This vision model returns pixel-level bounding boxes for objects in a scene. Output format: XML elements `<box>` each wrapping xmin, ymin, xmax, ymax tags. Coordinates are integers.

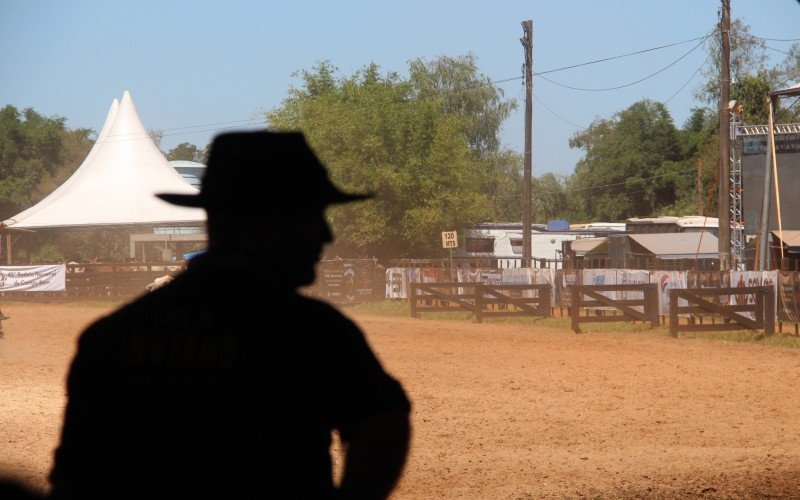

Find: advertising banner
<box><xmin>318</xmin><ymin>260</ymin><xmax>375</xmax><ymax>303</ymax></box>
<box><xmin>386</xmin><ymin>268</ymin><xmax>408</xmax><ymax>299</ymax></box>
<box><xmin>650</xmin><ymin>270</ymin><xmax>687</xmax><ymax>315</ymax></box>
<box><xmin>730</xmin><ymin>271</ymin><xmax>778</xmax><ymax>320</ymax></box>
<box><xmin>0</xmin><ymin>265</ymin><xmax>66</xmax><ymax>292</ymax></box>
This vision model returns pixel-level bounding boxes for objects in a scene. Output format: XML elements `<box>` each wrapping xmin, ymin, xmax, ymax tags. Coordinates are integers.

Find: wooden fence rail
<box><xmin>569</xmin><ymin>284</ymin><xmax>659</xmax><ymax>333</ymax></box>
<box><xmin>669</xmin><ymin>286</ymin><xmax>775</xmax><ymax>338</ymax></box>
<box><xmin>409</xmin><ymin>282</ymin><xmax>551</xmax><ymax>323</ymax></box>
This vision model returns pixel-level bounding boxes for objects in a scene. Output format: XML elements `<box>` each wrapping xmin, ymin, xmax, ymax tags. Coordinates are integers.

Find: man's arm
<box><xmin>337</xmin><ymin>409</ymin><xmax>411</xmax><ymax>500</ymax></box>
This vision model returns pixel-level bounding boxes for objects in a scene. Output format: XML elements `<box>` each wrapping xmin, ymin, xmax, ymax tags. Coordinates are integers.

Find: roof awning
<box><xmin>628</xmin><ymin>233</ymin><xmax>718</xmax><ymax>259</ymax></box>
<box><xmin>771</xmin><ymin>82</ymin><xmax>800</xmax><ymax>98</ymax></box>
<box><xmin>771</xmin><ymin>230</ymin><xmax>800</xmax><ymax>253</ymax></box>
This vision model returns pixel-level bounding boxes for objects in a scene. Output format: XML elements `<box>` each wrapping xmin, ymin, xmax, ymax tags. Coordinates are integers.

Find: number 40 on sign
<box><xmin>441</xmin><ymin>231</ymin><xmax>458</xmax><ymax>249</ymax></box>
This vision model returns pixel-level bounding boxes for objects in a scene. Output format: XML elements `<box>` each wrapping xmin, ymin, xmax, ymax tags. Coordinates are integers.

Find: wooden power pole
<box><xmin>521</xmin><ymin>20</ymin><xmax>533</xmax><ymax>268</ymax></box>
<box><xmin>718</xmin><ymin>0</ymin><xmax>731</xmax><ymax>270</ymax></box>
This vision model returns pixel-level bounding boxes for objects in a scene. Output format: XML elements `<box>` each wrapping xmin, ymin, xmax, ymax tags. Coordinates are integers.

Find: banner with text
<box><xmin>0</xmin><ymin>265</ymin><xmax>66</xmax><ymax>292</ymax></box>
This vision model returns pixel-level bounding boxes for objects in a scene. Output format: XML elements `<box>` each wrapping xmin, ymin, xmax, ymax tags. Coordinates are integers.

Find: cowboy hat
<box><xmin>157</xmin><ymin>131</ymin><xmax>372</xmax><ymax>211</ymax></box>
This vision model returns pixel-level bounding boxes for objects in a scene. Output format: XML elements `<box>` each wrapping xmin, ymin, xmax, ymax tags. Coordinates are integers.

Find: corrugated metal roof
<box><xmin>570</xmin><ymin>237</ymin><xmax>607</xmax><ymax>256</ymax></box>
<box><xmin>628</xmin><ymin>232</ymin><xmax>718</xmax><ymax>258</ymax></box>
<box><xmin>772</xmin><ymin>230</ymin><xmax>800</xmax><ymax>249</ymax></box>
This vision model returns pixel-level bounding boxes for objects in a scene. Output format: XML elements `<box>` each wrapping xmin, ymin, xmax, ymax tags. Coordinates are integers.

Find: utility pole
<box><xmin>718</xmin><ymin>0</ymin><xmax>731</xmax><ymax>270</ymax></box>
<box><xmin>521</xmin><ymin>20</ymin><xmax>533</xmax><ymax>268</ymax></box>
<box><xmin>697</xmin><ymin>158</ymin><xmax>704</xmax><ymax>216</ymax></box>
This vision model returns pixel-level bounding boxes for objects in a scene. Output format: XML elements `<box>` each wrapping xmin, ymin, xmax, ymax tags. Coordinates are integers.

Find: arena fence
<box><xmin>66</xmin><ymin>262</ymin><xmax>185</xmax><ymax>299</ymax></box>
<box><xmin>569</xmin><ymin>284</ymin><xmax>659</xmax><ymax>333</ymax></box>
<box><xmin>669</xmin><ymin>286</ymin><xmax>776</xmax><ymax>338</ymax></box>
<box><xmin>409</xmin><ymin>282</ymin><xmax>551</xmax><ymax>323</ymax></box>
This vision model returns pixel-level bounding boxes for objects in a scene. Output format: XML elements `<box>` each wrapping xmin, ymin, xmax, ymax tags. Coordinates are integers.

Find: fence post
<box><xmin>409</xmin><ymin>283</ymin><xmax>418</xmax><ymax>318</ymax></box>
<box><xmin>474</xmin><ymin>283</ymin><xmax>484</xmax><ymax>323</ymax></box>
<box><xmin>647</xmin><ymin>284</ymin><xmax>659</xmax><ymax>328</ymax></box>
<box><xmin>540</xmin><ymin>285</ymin><xmax>551</xmax><ymax>317</ymax></box>
<box><xmin>764</xmin><ymin>285</ymin><xmax>776</xmax><ymax>335</ymax></box>
<box><xmin>571</xmin><ymin>286</ymin><xmax>581</xmax><ymax>333</ymax></box>
<box><xmin>669</xmin><ymin>291</ymin><xmax>678</xmax><ymax>338</ymax></box>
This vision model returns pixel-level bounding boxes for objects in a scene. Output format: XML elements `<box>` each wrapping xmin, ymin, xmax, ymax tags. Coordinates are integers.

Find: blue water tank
<box><xmin>547</xmin><ymin>219</ymin><xmax>570</xmax><ymax>231</ymax></box>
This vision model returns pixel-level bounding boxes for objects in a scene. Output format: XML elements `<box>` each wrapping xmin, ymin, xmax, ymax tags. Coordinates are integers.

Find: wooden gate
<box><xmin>475</xmin><ymin>284</ymin><xmax>551</xmax><ymax>323</ymax></box>
<box><xmin>409</xmin><ymin>283</ymin><xmax>478</xmax><ymax>317</ymax></box>
<box><xmin>570</xmin><ymin>284</ymin><xmax>659</xmax><ymax>333</ymax></box>
<box><xmin>668</xmin><ymin>286</ymin><xmax>775</xmax><ymax>338</ymax></box>
<box><xmin>409</xmin><ymin>282</ymin><xmax>551</xmax><ymax>323</ymax></box>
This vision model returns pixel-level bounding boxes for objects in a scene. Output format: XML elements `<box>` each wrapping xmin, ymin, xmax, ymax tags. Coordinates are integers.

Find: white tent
<box><xmin>2</xmin><ymin>91</ymin><xmax>206</xmax><ymax>229</ymax></box>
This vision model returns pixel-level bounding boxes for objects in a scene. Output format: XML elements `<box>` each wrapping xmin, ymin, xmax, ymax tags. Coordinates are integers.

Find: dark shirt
<box><xmin>50</xmin><ymin>253</ymin><xmax>410</xmax><ymax>499</ymax></box>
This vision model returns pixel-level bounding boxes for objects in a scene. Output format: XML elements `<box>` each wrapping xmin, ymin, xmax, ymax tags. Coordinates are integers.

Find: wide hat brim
<box><xmin>156</xmin><ymin>190</ymin><xmax>372</xmax><ymax>208</ymax></box>
<box><xmin>156</xmin><ymin>131</ymin><xmax>373</xmax><ymax>211</ymax></box>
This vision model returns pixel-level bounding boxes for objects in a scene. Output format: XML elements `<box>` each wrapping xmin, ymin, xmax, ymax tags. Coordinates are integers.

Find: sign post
<box><xmin>441</xmin><ymin>231</ymin><xmax>458</xmax><ymax>276</ymax></box>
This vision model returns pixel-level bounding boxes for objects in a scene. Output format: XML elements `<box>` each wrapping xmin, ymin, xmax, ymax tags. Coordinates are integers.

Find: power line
<box><xmin>533</xmin><ymin>35</ymin><xmax>711</xmax><ymax>76</ymax></box>
<box><xmin>530</xmin><ymin>94</ymin><xmax>584</xmax><ymax>129</ymax></box>
<box><xmin>765</xmin><ymin>45</ymin><xmax>793</xmax><ymax>56</ymax></box>
<box><xmin>491</xmin><ymin>165</ymin><xmax>699</xmax><ymax>198</ymax></box>
<box><xmin>664</xmin><ymin>54</ymin><xmax>711</xmax><ymax>104</ymax></box>
<box><xmin>404</xmin><ymin>34</ymin><xmax>714</xmax><ymax>101</ymax></box>
<box><xmin>535</xmin><ymin>33</ymin><xmax>713</xmax><ymax>92</ymax></box>
<box><xmin>738</xmin><ymin>34</ymin><xmax>800</xmax><ymax>42</ymax></box>
<box><xmin>97</xmin><ymin>120</ymin><xmax>269</xmax><ymax>144</ymax></box>
<box><xmin>80</xmin><ymin>33</ymin><xmax>728</xmax><ymax>144</ymax></box>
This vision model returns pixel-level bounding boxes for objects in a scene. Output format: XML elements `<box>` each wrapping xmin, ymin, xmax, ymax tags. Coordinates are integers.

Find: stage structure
<box><xmin>730</xmin><ymin>83</ymin><xmax>800</xmax><ymax>270</ymax></box>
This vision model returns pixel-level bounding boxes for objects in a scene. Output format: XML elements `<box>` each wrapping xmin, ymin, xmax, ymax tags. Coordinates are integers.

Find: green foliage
<box><xmin>567</xmin><ymin>100</ymin><xmax>683</xmax><ymax>221</ymax></box>
<box><xmin>732</xmin><ymin>73</ymin><xmax>772</xmax><ymax>124</ymax></box>
<box><xmin>408</xmin><ymin>53</ymin><xmax>516</xmax><ymax>155</ymax></box>
<box><xmin>56</xmin><ymin>229</ymin><xmax>130</xmax><ymax>262</ymax></box>
<box><xmin>0</xmin><ymin>105</ymin><xmax>71</xmax><ymax>220</ymax></box>
<box><xmin>697</xmin><ymin>19</ymin><xmax>770</xmax><ymax>105</ymax></box>
<box><xmin>30</xmin><ymin>242</ymin><xmax>64</xmax><ymax>264</ymax></box>
<box><xmin>266</xmin><ymin>57</ymin><xmax>517</xmax><ymax>258</ymax></box>
<box><xmin>166</xmin><ymin>142</ymin><xmax>207</xmax><ymax>163</ymax></box>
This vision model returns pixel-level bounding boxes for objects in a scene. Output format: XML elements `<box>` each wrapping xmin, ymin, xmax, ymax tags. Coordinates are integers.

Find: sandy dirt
<box><xmin>2</xmin><ymin>302</ymin><xmax>800</xmax><ymax>498</ymax></box>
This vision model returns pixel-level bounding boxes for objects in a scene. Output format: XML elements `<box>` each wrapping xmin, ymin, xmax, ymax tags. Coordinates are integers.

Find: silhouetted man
<box><xmin>50</xmin><ymin>131</ymin><xmax>411</xmax><ymax>499</ymax></box>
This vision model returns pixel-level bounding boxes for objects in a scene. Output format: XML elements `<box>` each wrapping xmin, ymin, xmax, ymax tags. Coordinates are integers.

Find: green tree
<box><xmin>567</xmin><ymin>100</ymin><xmax>683</xmax><ymax>221</ymax></box>
<box><xmin>408</xmin><ymin>53</ymin><xmax>516</xmax><ymax>156</ymax></box>
<box><xmin>697</xmin><ymin>19</ymin><xmax>769</xmax><ymax>105</ymax></box>
<box><xmin>33</xmin><ymin>127</ymin><xmax>94</xmax><ymax>203</ymax></box>
<box><xmin>0</xmin><ymin>105</ymin><xmax>71</xmax><ymax>220</ymax></box>
<box><xmin>266</xmin><ymin>58</ymin><xmax>514</xmax><ymax>258</ymax></box>
<box><xmin>166</xmin><ymin>142</ymin><xmax>205</xmax><ymax>162</ymax></box>
<box><xmin>531</xmin><ymin>173</ymin><xmax>570</xmax><ymax>223</ymax></box>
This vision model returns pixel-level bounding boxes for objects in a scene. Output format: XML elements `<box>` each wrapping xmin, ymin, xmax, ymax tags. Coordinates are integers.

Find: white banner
<box><xmin>0</xmin><ymin>265</ymin><xmax>66</xmax><ymax>292</ymax></box>
<box><xmin>650</xmin><ymin>270</ymin><xmax>688</xmax><ymax>315</ymax></box>
<box><xmin>385</xmin><ymin>268</ymin><xmax>408</xmax><ymax>299</ymax></box>
<box><xmin>730</xmin><ymin>271</ymin><xmax>778</xmax><ymax>320</ymax></box>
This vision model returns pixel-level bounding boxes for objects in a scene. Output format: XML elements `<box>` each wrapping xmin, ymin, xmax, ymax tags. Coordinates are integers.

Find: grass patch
<box><xmin>344</xmin><ymin>300</ymin><xmax>800</xmax><ymax>348</ymax></box>
<box><xmin>677</xmin><ymin>329</ymin><xmax>800</xmax><ymax>348</ymax></box>
<box><xmin>3</xmin><ymin>298</ymin><xmax>127</xmax><ymax>308</ymax></box>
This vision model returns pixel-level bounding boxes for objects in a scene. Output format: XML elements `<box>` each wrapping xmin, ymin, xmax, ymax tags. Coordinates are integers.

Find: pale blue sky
<box><xmin>1</xmin><ymin>1</ymin><xmax>797</xmax><ymax>176</ymax></box>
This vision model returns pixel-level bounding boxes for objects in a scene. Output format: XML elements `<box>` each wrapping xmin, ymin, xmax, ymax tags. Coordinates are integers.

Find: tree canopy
<box><xmin>266</xmin><ymin>57</ymin><xmax>519</xmax><ymax>258</ymax></box>
<box><xmin>166</xmin><ymin>142</ymin><xmax>208</xmax><ymax>163</ymax></box>
<box><xmin>0</xmin><ymin>105</ymin><xmax>93</xmax><ymax>221</ymax></box>
<box><xmin>568</xmin><ymin>100</ymin><xmax>683</xmax><ymax>221</ymax></box>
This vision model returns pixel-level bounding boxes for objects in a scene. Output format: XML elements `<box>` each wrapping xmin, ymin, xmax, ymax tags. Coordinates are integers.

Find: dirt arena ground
<box><xmin>2</xmin><ymin>302</ymin><xmax>800</xmax><ymax>498</ymax></box>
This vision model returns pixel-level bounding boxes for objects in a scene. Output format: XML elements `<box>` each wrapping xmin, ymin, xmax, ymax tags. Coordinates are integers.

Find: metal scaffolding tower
<box><xmin>730</xmin><ymin>121</ymin><xmax>800</xmax><ymax>270</ymax></box>
<box><xmin>730</xmin><ymin>110</ymin><xmax>744</xmax><ymax>270</ymax></box>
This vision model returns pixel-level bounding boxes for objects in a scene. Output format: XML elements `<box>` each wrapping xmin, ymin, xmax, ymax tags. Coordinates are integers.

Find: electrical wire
<box><xmin>736</xmin><ymin>34</ymin><xmax>800</xmax><ymax>42</ymax></box>
<box><xmin>531</xmin><ymin>94</ymin><xmax>585</xmax><ymax>129</ymax></box>
<box><xmin>490</xmin><ymin>165</ymin><xmax>700</xmax><ymax>198</ymax></box>
<box><xmin>535</xmin><ymin>33</ymin><xmax>713</xmax><ymax>92</ymax></box>
<box><xmin>533</xmin><ymin>35</ymin><xmax>712</xmax><ymax>76</ymax></box>
<box><xmin>664</xmin><ymin>54</ymin><xmax>712</xmax><ymax>104</ymax></box>
<box><xmin>78</xmin><ymin>33</ymin><xmax>719</xmax><ymax>143</ymax></box>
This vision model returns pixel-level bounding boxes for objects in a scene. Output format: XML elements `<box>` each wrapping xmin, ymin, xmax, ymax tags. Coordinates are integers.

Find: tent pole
<box><xmin>757</xmin><ymin>98</ymin><xmax>774</xmax><ymax>271</ymax></box>
<box><xmin>768</xmin><ymin>97</ymin><xmax>785</xmax><ymax>264</ymax></box>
